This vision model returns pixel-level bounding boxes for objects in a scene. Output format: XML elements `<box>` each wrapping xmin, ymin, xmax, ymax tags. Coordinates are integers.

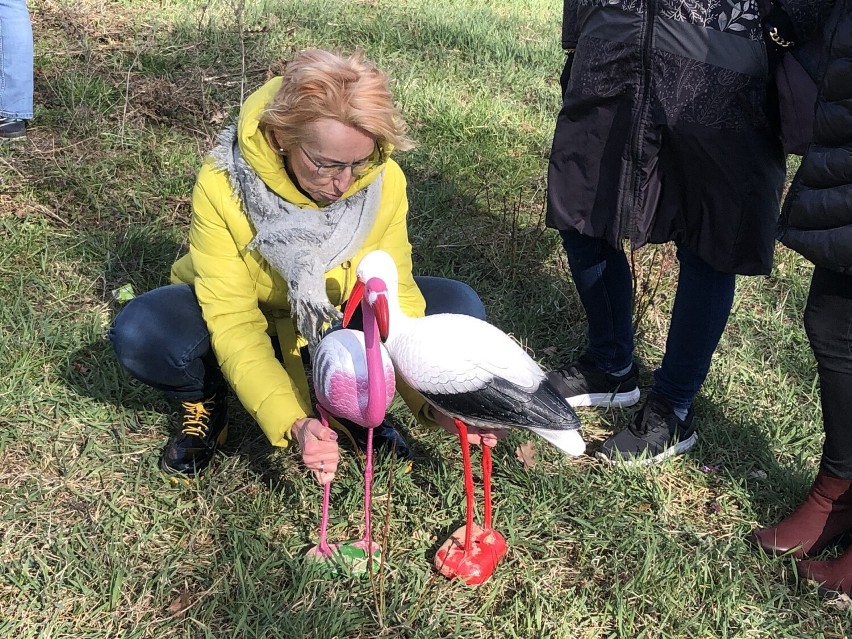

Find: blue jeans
<box><xmin>110</xmin><ymin>276</ymin><xmax>486</xmax><ymax>402</ymax></box>
<box><xmin>560</xmin><ymin>229</ymin><xmax>735</xmax><ymax>413</ymax></box>
<box><xmin>0</xmin><ymin>0</ymin><xmax>33</xmax><ymax>119</ymax></box>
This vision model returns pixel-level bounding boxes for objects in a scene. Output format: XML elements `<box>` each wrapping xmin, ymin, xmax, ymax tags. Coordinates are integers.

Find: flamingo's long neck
<box><xmin>362</xmin><ymin>292</ymin><xmax>386</xmax><ymax>428</ymax></box>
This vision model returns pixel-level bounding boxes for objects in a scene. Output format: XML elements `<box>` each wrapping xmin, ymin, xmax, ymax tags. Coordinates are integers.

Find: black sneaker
<box><xmin>547</xmin><ymin>355</ymin><xmax>640</xmax><ymax>408</ymax></box>
<box><xmin>597</xmin><ymin>393</ymin><xmax>697</xmax><ymax>465</ymax></box>
<box><xmin>334</xmin><ymin>417</ymin><xmax>412</xmax><ymax>461</ymax></box>
<box><xmin>160</xmin><ymin>392</ymin><xmax>229</xmax><ymax>476</ymax></box>
<box><xmin>0</xmin><ymin>118</ymin><xmax>27</xmax><ymax>140</ymax></box>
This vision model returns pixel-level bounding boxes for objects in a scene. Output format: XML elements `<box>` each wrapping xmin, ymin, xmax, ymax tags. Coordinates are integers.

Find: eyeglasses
<box><xmin>298</xmin><ymin>144</ymin><xmax>384</xmax><ymax>179</ymax></box>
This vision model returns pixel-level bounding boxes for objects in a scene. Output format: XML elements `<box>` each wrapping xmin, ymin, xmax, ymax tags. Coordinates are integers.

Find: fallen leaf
<box><xmin>515</xmin><ymin>440</ymin><xmax>537</xmax><ymax>471</ymax></box>
<box><xmin>167</xmin><ymin>587</ymin><xmax>191</xmax><ymax>618</ymax></box>
<box><xmin>826</xmin><ymin>593</ymin><xmax>852</xmax><ymax>611</ymax></box>
<box><xmin>208</xmin><ymin>110</ymin><xmax>227</xmax><ymax>125</ymax></box>
<box><xmin>71</xmin><ymin>361</ymin><xmax>91</xmax><ymax>375</ymax></box>
<box><xmin>542</xmin><ymin>346</ymin><xmax>559</xmax><ymax>356</ymax></box>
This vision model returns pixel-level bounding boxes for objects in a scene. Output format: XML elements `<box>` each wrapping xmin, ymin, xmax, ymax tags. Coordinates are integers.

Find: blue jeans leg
<box><xmin>0</xmin><ymin>0</ymin><xmax>34</xmax><ymax>119</ymax></box>
<box><xmin>559</xmin><ymin>229</ymin><xmax>634</xmax><ymax>372</ymax></box>
<box><xmin>652</xmin><ymin>246</ymin><xmax>736</xmax><ymax>413</ymax></box>
<box><xmin>109</xmin><ymin>284</ymin><xmax>224</xmax><ymax>401</ymax></box>
<box><xmin>414</xmin><ymin>275</ymin><xmax>487</xmax><ymax>320</ymax></box>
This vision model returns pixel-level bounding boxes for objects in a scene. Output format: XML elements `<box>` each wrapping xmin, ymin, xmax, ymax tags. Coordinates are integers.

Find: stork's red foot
<box><xmin>434</xmin><ymin>523</ymin><xmax>507</xmax><ymax>586</ymax></box>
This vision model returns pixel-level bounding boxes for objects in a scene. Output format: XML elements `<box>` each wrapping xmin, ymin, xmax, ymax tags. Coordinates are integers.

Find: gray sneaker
<box><xmin>547</xmin><ymin>355</ymin><xmax>640</xmax><ymax>408</ymax></box>
<box><xmin>0</xmin><ymin>118</ymin><xmax>27</xmax><ymax>140</ymax></box>
<box><xmin>597</xmin><ymin>393</ymin><xmax>697</xmax><ymax>465</ymax></box>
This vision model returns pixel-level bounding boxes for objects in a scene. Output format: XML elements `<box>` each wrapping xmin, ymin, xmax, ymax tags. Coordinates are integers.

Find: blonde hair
<box><xmin>260</xmin><ymin>48</ymin><xmax>415</xmax><ymax>154</ymax></box>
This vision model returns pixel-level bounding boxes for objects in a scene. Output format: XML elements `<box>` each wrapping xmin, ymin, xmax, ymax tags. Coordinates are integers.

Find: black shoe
<box><xmin>335</xmin><ymin>417</ymin><xmax>412</xmax><ymax>460</ymax></box>
<box><xmin>0</xmin><ymin>118</ymin><xmax>27</xmax><ymax>140</ymax></box>
<box><xmin>160</xmin><ymin>392</ymin><xmax>229</xmax><ymax>476</ymax></box>
<box><xmin>596</xmin><ymin>393</ymin><xmax>697</xmax><ymax>465</ymax></box>
<box><xmin>547</xmin><ymin>355</ymin><xmax>640</xmax><ymax>408</ymax></box>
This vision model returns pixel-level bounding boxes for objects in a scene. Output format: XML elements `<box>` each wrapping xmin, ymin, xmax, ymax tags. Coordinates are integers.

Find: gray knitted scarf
<box><xmin>210</xmin><ymin>125</ymin><xmax>382</xmax><ymax>347</ymax></box>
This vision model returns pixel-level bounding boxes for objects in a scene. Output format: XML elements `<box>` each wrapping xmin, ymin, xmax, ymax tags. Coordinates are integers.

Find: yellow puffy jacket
<box><xmin>170</xmin><ymin>77</ymin><xmax>429</xmax><ymax>446</ymax></box>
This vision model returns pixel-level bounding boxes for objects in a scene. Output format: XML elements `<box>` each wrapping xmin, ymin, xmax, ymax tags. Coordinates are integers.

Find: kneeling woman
<box><xmin>110</xmin><ymin>48</ymin><xmax>485</xmax><ymax>481</ymax></box>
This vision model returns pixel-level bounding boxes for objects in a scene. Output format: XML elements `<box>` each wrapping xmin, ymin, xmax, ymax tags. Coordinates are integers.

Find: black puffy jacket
<box><xmin>780</xmin><ymin>0</ymin><xmax>852</xmax><ymax>275</ymax></box>
<box><xmin>547</xmin><ymin>0</ymin><xmax>832</xmax><ymax>275</ymax></box>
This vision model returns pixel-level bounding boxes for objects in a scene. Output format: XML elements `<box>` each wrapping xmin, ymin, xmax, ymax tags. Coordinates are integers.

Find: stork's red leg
<box><xmin>482</xmin><ymin>444</ymin><xmax>492</xmax><ymax>530</ymax></box>
<box><xmin>455</xmin><ymin>418</ymin><xmax>475</xmax><ymax>553</ymax></box>
<box><xmin>433</xmin><ymin>424</ymin><xmax>508</xmax><ymax>585</ymax></box>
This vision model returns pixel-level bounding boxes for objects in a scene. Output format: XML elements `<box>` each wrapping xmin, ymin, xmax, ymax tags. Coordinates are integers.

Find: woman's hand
<box><xmin>292</xmin><ymin>417</ymin><xmax>339</xmax><ymax>484</ymax></box>
<box><xmin>429</xmin><ymin>407</ymin><xmax>505</xmax><ymax>448</ymax></box>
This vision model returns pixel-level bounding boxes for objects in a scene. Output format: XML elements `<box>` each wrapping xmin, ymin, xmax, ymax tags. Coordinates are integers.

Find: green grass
<box><xmin>1</xmin><ymin>0</ymin><xmax>849</xmax><ymax>636</ymax></box>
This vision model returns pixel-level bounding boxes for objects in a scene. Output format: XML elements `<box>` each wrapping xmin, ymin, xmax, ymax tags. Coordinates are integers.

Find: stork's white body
<box><xmin>356</xmin><ymin>251</ymin><xmax>585</xmax><ymax>456</ymax></box>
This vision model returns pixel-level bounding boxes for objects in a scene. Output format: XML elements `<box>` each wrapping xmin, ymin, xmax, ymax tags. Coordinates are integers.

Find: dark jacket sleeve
<box><xmin>562</xmin><ymin>0</ymin><xmax>579</xmax><ymax>49</ymax></box>
<box><xmin>780</xmin><ymin>0</ymin><xmax>852</xmax><ymax>275</ymax></box>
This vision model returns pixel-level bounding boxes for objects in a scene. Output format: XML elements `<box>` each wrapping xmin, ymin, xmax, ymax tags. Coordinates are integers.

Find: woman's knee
<box><xmin>804</xmin><ymin>294</ymin><xmax>838</xmax><ymax>359</ymax></box>
<box><xmin>447</xmin><ymin>279</ymin><xmax>487</xmax><ymax>320</ymax></box>
<box><xmin>415</xmin><ymin>276</ymin><xmax>486</xmax><ymax>320</ymax></box>
<box><xmin>109</xmin><ymin>284</ymin><xmax>204</xmax><ymax>372</ymax></box>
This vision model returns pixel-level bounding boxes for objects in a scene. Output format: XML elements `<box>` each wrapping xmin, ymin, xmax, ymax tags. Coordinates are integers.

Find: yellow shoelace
<box><xmin>181</xmin><ymin>400</ymin><xmax>212</xmax><ymax>437</ymax></box>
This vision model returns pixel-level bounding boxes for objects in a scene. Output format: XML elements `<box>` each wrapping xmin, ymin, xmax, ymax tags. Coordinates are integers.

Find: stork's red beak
<box><xmin>342</xmin><ymin>279</ymin><xmax>365</xmax><ymax>328</ymax></box>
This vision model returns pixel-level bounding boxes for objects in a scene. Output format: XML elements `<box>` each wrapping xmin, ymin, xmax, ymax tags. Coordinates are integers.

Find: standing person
<box><xmin>0</xmin><ymin>0</ymin><xmax>34</xmax><ymax>139</ymax></box>
<box><xmin>110</xmin><ymin>49</ymin><xmax>487</xmax><ymax>481</ymax></box>
<box><xmin>751</xmin><ymin>0</ymin><xmax>852</xmax><ymax>594</ymax></box>
<box><xmin>545</xmin><ymin>0</ymin><xmax>832</xmax><ymax>464</ymax></box>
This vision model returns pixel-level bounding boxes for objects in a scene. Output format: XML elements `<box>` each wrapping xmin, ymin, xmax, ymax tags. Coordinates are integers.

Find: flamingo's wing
<box><xmin>313</xmin><ymin>329</ymin><xmax>395</xmax><ymax>420</ymax></box>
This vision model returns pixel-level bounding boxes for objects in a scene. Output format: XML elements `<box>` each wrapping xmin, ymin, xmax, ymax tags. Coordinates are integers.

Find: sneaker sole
<box><xmin>595</xmin><ymin>431</ymin><xmax>698</xmax><ymax>466</ymax></box>
<box><xmin>567</xmin><ymin>388</ymin><xmax>641</xmax><ymax>409</ymax></box>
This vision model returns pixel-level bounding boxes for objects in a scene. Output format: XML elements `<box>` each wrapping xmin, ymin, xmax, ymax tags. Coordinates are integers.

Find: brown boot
<box><xmin>797</xmin><ymin>546</ymin><xmax>852</xmax><ymax>594</ymax></box>
<box><xmin>750</xmin><ymin>469</ymin><xmax>852</xmax><ymax>558</ymax></box>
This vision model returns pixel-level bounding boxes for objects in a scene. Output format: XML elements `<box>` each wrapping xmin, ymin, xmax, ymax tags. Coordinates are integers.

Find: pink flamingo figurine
<box><xmin>309</xmin><ymin>275</ymin><xmax>395</xmax><ymax>568</ymax></box>
<box><xmin>346</xmin><ymin>250</ymin><xmax>585</xmax><ymax>585</ymax></box>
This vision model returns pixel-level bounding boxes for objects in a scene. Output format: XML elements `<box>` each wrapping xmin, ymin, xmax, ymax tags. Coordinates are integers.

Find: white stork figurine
<box><xmin>343</xmin><ymin>249</ymin><xmax>585</xmax><ymax>585</ymax></box>
<box><xmin>308</xmin><ymin>275</ymin><xmax>395</xmax><ymax>569</ymax></box>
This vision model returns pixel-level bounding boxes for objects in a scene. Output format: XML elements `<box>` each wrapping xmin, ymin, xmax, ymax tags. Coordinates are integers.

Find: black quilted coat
<box><xmin>780</xmin><ymin>0</ymin><xmax>852</xmax><ymax>275</ymax></box>
<box><xmin>547</xmin><ymin>0</ymin><xmax>832</xmax><ymax>275</ymax></box>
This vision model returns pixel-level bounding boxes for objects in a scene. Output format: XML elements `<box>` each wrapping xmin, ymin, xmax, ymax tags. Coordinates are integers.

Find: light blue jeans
<box><xmin>0</xmin><ymin>0</ymin><xmax>33</xmax><ymax>119</ymax></box>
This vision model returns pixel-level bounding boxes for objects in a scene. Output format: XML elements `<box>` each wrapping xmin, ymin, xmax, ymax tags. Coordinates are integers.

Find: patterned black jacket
<box><xmin>781</xmin><ymin>0</ymin><xmax>852</xmax><ymax>275</ymax></box>
<box><xmin>547</xmin><ymin>0</ymin><xmax>832</xmax><ymax>275</ymax></box>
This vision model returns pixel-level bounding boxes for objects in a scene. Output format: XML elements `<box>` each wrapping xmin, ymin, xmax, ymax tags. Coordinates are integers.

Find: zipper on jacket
<box><xmin>619</xmin><ymin>0</ymin><xmax>657</xmax><ymax>245</ymax></box>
